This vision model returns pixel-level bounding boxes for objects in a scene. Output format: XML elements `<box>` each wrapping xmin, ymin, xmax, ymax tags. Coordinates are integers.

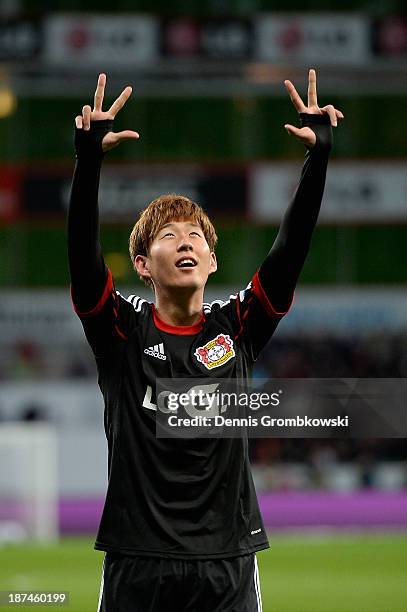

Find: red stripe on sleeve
<box><xmin>235</xmin><ymin>294</ymin><xmax>242</xmax><ymax>327</ymax></box>
<box><xmin>71</xmin><ymin>268</ymin><xmax>114</xmax><ymax>317</ymax></box>
<box><xmin>234</xmin><ymin>293</ymin><xmax>253</xmax><ymax>341</ymax></box>
<box><xmin>114</xmin><ymin>324</ymin><xmax>128</xmax><ymax>340</ymax></box>
<box><xmin>251</xmin><ymin>270</ymin><xmax>294</xmax><ymax>318</ymax></box>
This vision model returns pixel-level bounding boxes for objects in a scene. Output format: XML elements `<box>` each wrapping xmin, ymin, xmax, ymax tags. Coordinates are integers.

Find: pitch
<box><xmin>1</xmin><ymin>533</ymin><xmax>406</xmax><ymax>611</ymax></box>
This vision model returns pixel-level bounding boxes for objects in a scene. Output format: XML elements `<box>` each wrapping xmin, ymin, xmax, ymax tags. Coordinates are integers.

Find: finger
<box><xmin>284</xmin><ymin>124</ymin><xmax>316</xmax><ymax>147</ymax></box>
<box><xmin>102</xmin><ymin>130</ymin><xmax>140</xmax><ymax>152</ymax></box>
<box><xmin>108</xmin><ymin>86</ymin><xmax>133</xmax><ymax>118</ymax></box>
<box><xmin>75</xmin><ymin>115</ymin><xmax>83</xmax><ymax>129</ymax></box>
<box><xmin>94</xmin><ymin>73</ymin><xmax>106</xmax><ymax>112</ymax></box>
<box><xmin>82</xmin><ymin>105</ymin><xmax>91</xmax><ymax>131</ymax></box>
<box><xmin>321</xmin><ymin>104</ymin><xmax>337</xmax><ymax>127</ymax></box>
<box><xmin>284</xmin><ymin>124</ymin><xmax>303</xmax><ymax>138</ymax></box>
<box><xmin>284</xmin><ymin>80</ymin><xmax>306</xmax><ymax>113</ymax></box>
<box><xmin>307</xmin><ymin>68</ymin><xmax>318</xmax><ymax>108</ymax></box>
<box><xmin>115</xmin><ymin>130</ymin><xmax>140</xmax><ymax>140</ymax></box>
<box><xmin>321</xmin><ymin>105</ymin><xmax>345</xmax><ymax>123</ymax></box>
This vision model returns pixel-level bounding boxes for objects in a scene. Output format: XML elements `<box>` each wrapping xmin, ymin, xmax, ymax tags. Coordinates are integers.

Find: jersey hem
<box><xmin>94</xmin><ymin>540</ymin><xmax>270</xmax><ymax>559</ymax></box>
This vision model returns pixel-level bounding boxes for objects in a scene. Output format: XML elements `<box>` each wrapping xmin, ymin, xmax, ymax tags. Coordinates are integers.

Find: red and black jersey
<box><xmin>68</xmin><ymin>113</ymin><xmax>332</xmax><ymax>559</ymax></box>
<box><xmin>73</xmin><ymin>268</ymin><xmax>291</xmax><ymax>558</ymax></box>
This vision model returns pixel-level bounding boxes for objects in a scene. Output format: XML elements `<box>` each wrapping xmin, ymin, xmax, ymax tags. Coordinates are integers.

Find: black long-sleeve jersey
<box><xmin>68</xmin><ymin>114</ymin><xmax>332</xmax><ymax>559</ymax></box>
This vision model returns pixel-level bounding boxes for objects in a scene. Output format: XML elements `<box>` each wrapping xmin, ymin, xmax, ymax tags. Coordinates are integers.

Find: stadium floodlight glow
<box><xmin>0</xmin><ymin>87</ymin><xmax>16</xmax><ymax>118</ymax></box>
<box><xmin>0</xmin><ymin>69</ymin><xmax>17</xmax><ymax>119</ymax></box>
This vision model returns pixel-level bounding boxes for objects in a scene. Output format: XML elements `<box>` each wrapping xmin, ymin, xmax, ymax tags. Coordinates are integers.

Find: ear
<box><xmin>208</xmin><ymin>252</ymin><xmax>217</xmax><ymax>276</ymax></box>
<box><xmin>134</xmin><ymin>254</ymin><xmax>151</xmax><ymax>280</ymax></box>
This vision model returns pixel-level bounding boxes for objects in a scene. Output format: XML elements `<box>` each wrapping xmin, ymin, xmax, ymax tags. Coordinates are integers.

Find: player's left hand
<box><xmin>284</xmin><ymin>69</ymin><xmax>344</xmax><ymax>148</ymax></box>
<box><xmin>75</xmin><ymin>73</ymin><xmax>139</xmax><ymax>152</ymax></box>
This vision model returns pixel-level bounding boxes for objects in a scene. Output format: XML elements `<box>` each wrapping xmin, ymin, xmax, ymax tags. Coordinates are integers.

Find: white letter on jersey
<box><xmin>142</xmin><ymin>385</ymin><xmax>157</xmax><ymax>411</ymax></box>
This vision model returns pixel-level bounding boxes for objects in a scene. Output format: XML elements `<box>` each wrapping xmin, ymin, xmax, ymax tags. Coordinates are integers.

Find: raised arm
<box><xmin>258</xmin><ymin>69</ymin><xmax>344</xmax><ymax>311</ymax></box>
<box><xmin>67</xmin><ymin>73</ymin><xmax>139</xmax><ymax>312</ymax></box>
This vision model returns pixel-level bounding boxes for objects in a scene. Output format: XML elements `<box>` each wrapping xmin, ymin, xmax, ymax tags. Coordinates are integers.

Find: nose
<box><xmin>177</xmin><ymin>237</ymin><xmax>193</xmax><ymax>252</ymax></box>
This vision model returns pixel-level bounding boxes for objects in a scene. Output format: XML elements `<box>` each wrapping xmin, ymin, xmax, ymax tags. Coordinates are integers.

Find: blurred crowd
<box><xmin>2</xmin><ymin>332</ymin><xmax>406</xmax><ymax>381</ymax></box>
<box><xmin>254</xmin><ymin>334</ymin><xmax>407</xmax><ymax>379</ymax></box>
<box><xmin>0</xmin><ymin>340</ymin><xmax>96</xmax><ymax>381</ymax></box>
<box><xmin>1</xmin><ymin>333</ymin><xmax>407</xmax><ymax>475</ymax></box>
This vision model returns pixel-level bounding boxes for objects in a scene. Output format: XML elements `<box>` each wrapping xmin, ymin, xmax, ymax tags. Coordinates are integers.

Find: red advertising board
<box><xmin>372</xmin><ymin>16</ymin><xmax>407</xmax><ymax>57</ymax></box>
<box><xmin>0</xmin><ymin>166</ymin><xmax>22</xmax><ymax>221</ymax></box>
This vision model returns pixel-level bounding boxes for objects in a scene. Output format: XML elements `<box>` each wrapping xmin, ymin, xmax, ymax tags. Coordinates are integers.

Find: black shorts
<box><xmin>97</xmin><ymin>552</ymin><xmax>263</xmax><ymax>612</ymax></box>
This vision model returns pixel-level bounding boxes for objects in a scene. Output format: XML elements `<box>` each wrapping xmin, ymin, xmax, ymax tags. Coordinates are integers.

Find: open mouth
<box><xmin>175</xmin><ymin>258</ymin><xmax>197</xmax><ymax>268</ymax></box>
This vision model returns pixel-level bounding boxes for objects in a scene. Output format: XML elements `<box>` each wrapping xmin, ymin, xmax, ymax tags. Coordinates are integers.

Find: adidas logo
<box><xmin>144</xmin><ymin>343</ymin><xmax>167</xmax><ymax>361</ymax></box>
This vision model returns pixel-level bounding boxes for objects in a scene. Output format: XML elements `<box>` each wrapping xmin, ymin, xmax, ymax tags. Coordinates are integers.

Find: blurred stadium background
<box><xmin>0</xmin><ymin>1</ymin><xmax>407</xmax><ymax>611</ymax></box>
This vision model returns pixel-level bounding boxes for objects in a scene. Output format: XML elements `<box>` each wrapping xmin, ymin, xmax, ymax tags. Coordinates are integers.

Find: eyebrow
<box><xmin>159</xmin><ymin>222</ymin><xmax>201</xmax><ymax>230</ymax></box>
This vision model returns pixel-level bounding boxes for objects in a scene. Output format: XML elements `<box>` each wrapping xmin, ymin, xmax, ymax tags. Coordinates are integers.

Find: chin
<box><xmin>169</xmin><ymin>276</ymin><xmax>204</xmax><ymax>291</ymax></box>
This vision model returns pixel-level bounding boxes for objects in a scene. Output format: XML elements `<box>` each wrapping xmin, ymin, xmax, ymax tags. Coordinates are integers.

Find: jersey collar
<box><xmin>152</xmin><ymin>304</ymin><xmax>205</xmax><ymax>335</ymax></box>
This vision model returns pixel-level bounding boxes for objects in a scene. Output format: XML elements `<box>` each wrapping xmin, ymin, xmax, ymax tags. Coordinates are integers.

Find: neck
<box><xmin>154</xmin><ymin>287</ymin><xmax>204</xmax><ymax>326</ymax></box>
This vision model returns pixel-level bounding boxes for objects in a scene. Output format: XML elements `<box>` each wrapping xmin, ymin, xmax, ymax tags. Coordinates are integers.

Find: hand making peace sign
<box><xmin>284</xmin><ymin>69</ymin><xmax>344</xmax><ymax>148</ymax></box>
<box><xmin>75</xmin><ymin>73</ymin><xmax>139</xmax><ymax>152</ymax></box>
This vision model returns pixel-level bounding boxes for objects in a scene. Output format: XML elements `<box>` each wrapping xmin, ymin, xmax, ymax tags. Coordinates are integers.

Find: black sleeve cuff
<box><xmin>74</xmin><ymin>119</ymin><xmax>114</xmax><ymax>160</ymax></box>
<box><xmin>299</xmin><ymin>113</ymin><xmax>332</xmax><ymax>153</ymax></box>
<box><xmin>299</xmin><ymin>113</ymin><xmax>331</xmax><ymax>126</ymax></box>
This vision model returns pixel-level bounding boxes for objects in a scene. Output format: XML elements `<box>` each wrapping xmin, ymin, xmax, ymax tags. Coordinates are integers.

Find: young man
<box><xmin>68</xmin><ymin>71</ymin><xmax>342</xmax><ymax>612</ymax></box>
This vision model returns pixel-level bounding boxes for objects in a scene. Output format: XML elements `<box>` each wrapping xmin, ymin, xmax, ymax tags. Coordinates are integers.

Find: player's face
<box><xmin>136</xmin><ymin>220</ymin><xmax>217</xmax><ymax>292</ymax></box>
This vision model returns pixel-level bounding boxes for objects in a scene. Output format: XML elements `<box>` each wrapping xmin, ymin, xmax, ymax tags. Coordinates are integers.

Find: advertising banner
<box><xmin>372</xmin><ymin>16</ymin><xmax>407</xmax><ymax>58</ymax></box>
<box><xmin>161</xmin><ymin>18</ymin><xmax>253</xmax><ymax>59</ymax></box>
<box><xmin>0</xmin><ymin>18</ymin><xmax>42</xmax><ymax>60</ymax></box>
<box><xmin>0</xmin><ymin>165</ymin><xmax>22</xmax><ymax>221</ymax></box>
<box><xmin>43</xmin><ymin>13</ymin><xmax>159</xmax><ymax>66</ymax></box>
<box><xmin>1</xmin><ymin>287</ymin><xmax>407</xmax><ymax>345</ymax></box>
<box><xmin>22</xmin><ymin>164</ymin><xmax>247</xmax><ymax>219</ymax></box>
<box><xmin>255</xmin><ymin>13</ymin><xmax>371</xmax><ymax>65</ymax></box>
<box><xmin>250</xmin><ymin>161</ymin><xmax>407</xmax><ymax>222</ymax></box>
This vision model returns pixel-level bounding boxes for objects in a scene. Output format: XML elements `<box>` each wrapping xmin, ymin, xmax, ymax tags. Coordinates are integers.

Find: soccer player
<box><xmin>68</xmin><ymin>71</ymin><xmax>343</xmax><ymax>611</ymax></box>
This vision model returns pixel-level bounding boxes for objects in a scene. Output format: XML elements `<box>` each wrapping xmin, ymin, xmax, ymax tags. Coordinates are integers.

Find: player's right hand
<box><xmin>284</xmin><ymin>69</ymin><xmax>343</xmax><ymax>148</ymax></box>
<box><xmin>75</xmin><ymin>73</ymin><xmax>139</xmax><ymax>153</ymax></box>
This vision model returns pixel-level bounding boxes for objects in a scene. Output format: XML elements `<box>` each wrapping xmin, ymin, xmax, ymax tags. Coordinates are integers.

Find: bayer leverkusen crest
<box><xmin>194</xmin><ymin>334</ymin><xmax>235</xmax><ymax>370</ymax></box>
